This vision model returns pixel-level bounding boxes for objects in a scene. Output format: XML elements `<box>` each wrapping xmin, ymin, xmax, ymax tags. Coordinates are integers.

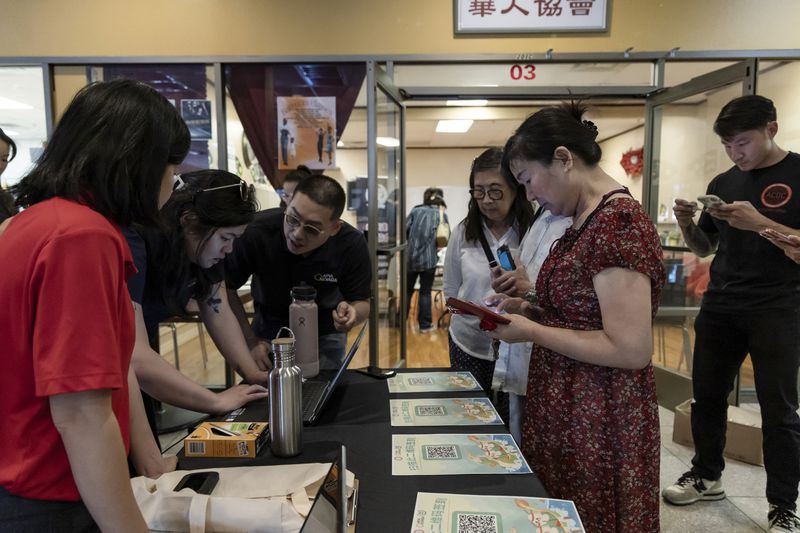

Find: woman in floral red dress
<box><xmin>490</xmin><ymin>103</ymin><xmax>666</xmax><ymax>532</ymax></box>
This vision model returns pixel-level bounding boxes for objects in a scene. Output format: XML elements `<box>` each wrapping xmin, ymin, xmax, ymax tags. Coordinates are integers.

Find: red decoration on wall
<box><xmin>620</xmin><ymin>147</ymin><xmax>644</xmax><ymax>178</ymax></box>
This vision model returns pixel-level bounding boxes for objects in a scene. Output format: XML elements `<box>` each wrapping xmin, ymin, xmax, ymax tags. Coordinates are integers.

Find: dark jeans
<box><xmin>690</xmin><ymin>308</ymin><xmax>800</xmax><ymax>508</ymax></box>
<box><xmin>448</xmin><ymin>333</ymin><xmax>510</xmax><ymax>424</ymax></box>
<box><xmin>406</xmin><ymin>268</ymin><xmax>436</xmax><ymax>329</ymax></box>
<box><xmin>0</xmin><ymin>486</ymin><xmax>99</xmax><ymax>532</ymax></box>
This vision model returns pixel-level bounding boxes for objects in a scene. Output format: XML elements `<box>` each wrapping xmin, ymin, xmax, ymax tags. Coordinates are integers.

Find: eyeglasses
<box><xmin>173</xmin><ymin>174</ymin><xmax>254</xmax><ymax>202</ymax></box>
<box><xmin>284</xmin><ymin>211</ymin><xmax>326</xmax><ymax>237</ymax></box>
<box><xmin>470</xmin><ymin>188</ymin><xmax>504</xmax><ymax>200</ymax></box>
<box><xmin>199</xmin><ymin>180</ymin><xmax>255</xmax><ymax>202</ymax></box>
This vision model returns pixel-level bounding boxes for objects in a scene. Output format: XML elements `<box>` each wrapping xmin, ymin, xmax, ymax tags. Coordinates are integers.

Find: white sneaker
<box><xmin>769</xmin><ymin>505</ymin><xmax>800</xmax><ymax>532</ymax></box>
<box><xmin>662</xmin><ymin>471</ymin><xmax>725</xmax><ymax>505</ymax></box>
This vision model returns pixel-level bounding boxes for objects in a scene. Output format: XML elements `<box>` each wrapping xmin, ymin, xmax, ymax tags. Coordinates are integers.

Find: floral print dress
<box><xmin>521</xmin><ymin>191</ymin><xmax>666</xmax><ymax>532</ymax></box>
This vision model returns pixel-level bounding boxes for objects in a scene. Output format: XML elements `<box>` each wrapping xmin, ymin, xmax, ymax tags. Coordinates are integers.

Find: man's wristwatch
<box><xmin>524</xmin><ymin>287</ymin><xmax>538</xmax><ymax>305</ymax></box>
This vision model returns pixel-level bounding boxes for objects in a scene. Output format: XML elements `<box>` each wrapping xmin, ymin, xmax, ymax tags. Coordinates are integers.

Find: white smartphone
<box><xmin>697</xmin><ymin>194</ymin><xmax>725</xmax><ymax>209</ymax></box>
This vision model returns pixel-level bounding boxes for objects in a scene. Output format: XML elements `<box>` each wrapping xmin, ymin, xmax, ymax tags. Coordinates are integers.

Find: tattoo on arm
<box><xmin>206</xmin><ymin>285</ymin><xmax>222</xmax><ymax>314</ymax></box>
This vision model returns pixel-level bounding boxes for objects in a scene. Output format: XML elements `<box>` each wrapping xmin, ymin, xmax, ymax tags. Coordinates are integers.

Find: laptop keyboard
<box><xmin>302</xmin><ymin>380</ymin><xmax>327</xmax><ymax>419</ymax></box>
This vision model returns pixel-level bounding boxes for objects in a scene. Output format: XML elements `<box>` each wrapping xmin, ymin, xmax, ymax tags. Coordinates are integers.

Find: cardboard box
<box><xmin>184</xmin><ymin>422</ymin><xmax>269</xmax><ymax>458</ymax></box>
<box><xmin>672</xmin><ymin>399</ymin><xmax>763</xmax><ymax>466</ymax></box>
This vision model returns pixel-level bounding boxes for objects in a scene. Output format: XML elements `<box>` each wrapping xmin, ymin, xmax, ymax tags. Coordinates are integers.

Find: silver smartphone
<box><xmin>697</xmin><ymin>194</ymin><xmax>725</xmax><ymax>208</ymax></box>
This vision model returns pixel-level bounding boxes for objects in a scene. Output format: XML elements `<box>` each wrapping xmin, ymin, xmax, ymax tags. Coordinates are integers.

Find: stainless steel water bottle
<box><xmin>269</xmin><ymin>327</ymin><xmax>303</xmax><ymax>457</ymax></box>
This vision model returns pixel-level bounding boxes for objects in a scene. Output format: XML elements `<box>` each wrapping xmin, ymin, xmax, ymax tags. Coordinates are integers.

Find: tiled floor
<box><xmin>659</xmin><ymin>405</ymin><xmax>773</xmax><ymax>532</ymax></box>
<box><xmin>158</xmin><ymin>405</ymin><xmax>781</xmax><ymax>532</ymax></box>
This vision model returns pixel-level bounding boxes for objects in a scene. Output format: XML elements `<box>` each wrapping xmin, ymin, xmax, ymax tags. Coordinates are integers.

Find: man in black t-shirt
<box><xmin>225</xmin><ymin>174</ymin><xmax>371</xmax><ymax>370</ymax></box>
<box><xmin>663</xmin><ymin>95</ymin><xmax>800</xmax><ymax>531</ymax></box>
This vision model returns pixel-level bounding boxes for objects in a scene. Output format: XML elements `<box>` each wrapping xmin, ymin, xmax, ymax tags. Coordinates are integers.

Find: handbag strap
<box><xmin>189</xmin><ymin>493</ymin><xmax>210</xmax><ymax>533</ymax></box>
<box><xmin>477</xmin><ymin>228</ymin><xmax>498</xmax><ymax>268</ymax></box>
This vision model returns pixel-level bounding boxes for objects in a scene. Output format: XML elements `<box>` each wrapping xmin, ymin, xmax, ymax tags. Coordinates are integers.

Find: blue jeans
<box><xmin>690</xmin><ymin>308</ymin><xmax>800</xmax><ymax>508</ymax></box>
<box><xmin>319</xmin><ymin>332</ymin><xmax>347</xmax><ymax>371</ymax></box>
<box><xmin>407</xmin><ymin>268</ymin><xmax>436</xmax><ymax>329</ymax></box>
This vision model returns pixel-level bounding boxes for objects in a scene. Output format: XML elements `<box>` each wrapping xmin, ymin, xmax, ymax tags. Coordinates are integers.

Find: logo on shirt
<box><xmin>314</xmin><ymin>273</ymin><xmax>338</xmax><ymax>283</ymax></box>
<box><xmin>761</xmin><ymin>183</ymin><xmax>792</xmax><ymax>208</ymax></box>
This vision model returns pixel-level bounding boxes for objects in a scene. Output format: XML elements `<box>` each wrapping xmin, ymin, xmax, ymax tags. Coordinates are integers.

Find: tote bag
<box><xmin>435</xmin><ymin>206</ymin><xmax>450</xmax><ymax>248</ymax></box>
<box><xmin>131</xmin><ymin>462</ymin><xmax>352</xmax><ymax>533</ymax></box>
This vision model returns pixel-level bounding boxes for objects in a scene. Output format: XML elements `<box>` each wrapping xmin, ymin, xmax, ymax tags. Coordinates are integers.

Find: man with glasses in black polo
<box><xmin>225</xmin><ymin>174</ymin><xmax>371</xmax><ymax>371</ymax></box>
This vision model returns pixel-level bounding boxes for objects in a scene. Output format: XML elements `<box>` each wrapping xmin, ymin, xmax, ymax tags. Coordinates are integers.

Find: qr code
<box><xmin>415</xmin><ymin>405</ymin><xmax>446</xmax><ymax>416</ymax></box>
<box><xmin>422</xmin><ymin>444</ymin><xmax>460</xmax><ymax>460</ymax></box>
<box><xmin>455</xmin><ymin>512</ymin><xmax>499</xmax><ymax>533</ymax></box>
<box><xmin>408</xmin><ymin>377</ymin><xmax>434</xmax><ymax>386</ymax></box>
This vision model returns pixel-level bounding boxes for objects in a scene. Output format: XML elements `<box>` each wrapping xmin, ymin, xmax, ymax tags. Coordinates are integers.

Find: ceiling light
<box><xmin>2</xmin><ymin>129</ymin><xmax>19</xmax><ymax>136</ymax></box>
<box><xmin>337</xmin><ymin>140</ymin><xmax>344</xmax><ymax>148</ymax></box>
<box><xmin>436</xmin><ymin>119</ymin><xmax>473</xmax><ymax>133</ymax></box>
<box><xmin>0</xmin><ymin>96</ymin><xmax>33</xmax><ymax>110</ymax></box>
<box><xmin>376</xmin><ymin>136</ymin><xmax>400</xmax><ymax>147</ymax></box>
<box><xmin>446</xmin><ymin>99</ymin><xmax>488</xmax><ymax>107</ymax></box>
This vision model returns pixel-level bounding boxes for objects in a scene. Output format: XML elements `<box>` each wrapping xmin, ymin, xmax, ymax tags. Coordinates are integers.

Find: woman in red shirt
<box><xmin>0</xmin><ymin>79</ymin><xmax>189</xmax><ymax>532</ymax></box>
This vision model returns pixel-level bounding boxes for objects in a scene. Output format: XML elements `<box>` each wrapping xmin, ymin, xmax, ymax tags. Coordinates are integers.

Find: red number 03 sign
<box><xmin>509</xmin><ymin>64</ymin><xmax>536</xmax><ymax>81</ymax></box>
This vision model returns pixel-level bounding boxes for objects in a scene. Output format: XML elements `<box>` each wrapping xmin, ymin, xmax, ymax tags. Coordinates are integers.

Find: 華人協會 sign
<box><xmin>454</xmin><ymin>0</ymin><xmax>608</xmax><ymax>34</ymax></box>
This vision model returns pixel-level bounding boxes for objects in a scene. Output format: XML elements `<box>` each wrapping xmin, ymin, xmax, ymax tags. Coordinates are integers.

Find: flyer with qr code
<box><xmin>390</xmin><ymin>398</ymin><xmax>503</xmax><ymax>426</ymax></box>
<box><xmin>392</xmin><ymin>434</ymin><xmax>531</xmax><ymax>475</ymax></box>
<box><xmin>387</xmin><ymin>372</ymin><xmax>482</xmax><ymax>393</ymax></box>
<box><xmin>410</xmin><ymin>492</ymin><xmax>585</xmax><ymax>533</ymax></box>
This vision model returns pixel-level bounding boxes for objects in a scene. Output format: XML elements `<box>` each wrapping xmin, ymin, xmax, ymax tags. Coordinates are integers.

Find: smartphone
<box><xmin>761</xmin><ymin>228</ymin><xmax>798</xmax><ymax>246</ymax></box>
<box><xmin>497</xmin><ymin>245</ymin><xmax>516</xmax><ymax>271</ymax></box>
<box><xmin>446</xmin><ymin>297</ymin><xmax>511</xmax><ymax>330</ymax></box>
<box><xmin>697</xmin><ymin>194</ymin><xmax>725</xmax><ymax>209</ymax></box>
<box><xmin>173</xmin><ymin>471</ymin><xmax>219</xmax><ymax>495</ymax></box>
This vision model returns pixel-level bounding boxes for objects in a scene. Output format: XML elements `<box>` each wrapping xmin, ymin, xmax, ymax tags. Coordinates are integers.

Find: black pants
<box><xmin>448</xmin><ymin>334</ymin><xmax>509</xmax><ymax>424</ymax></box>
<box><xmin>0</xmin><ymin>487</ymin><xmax>99</xmax><ymax>533</ymax></box>
<box><xmin>690</xmin><ymin>308</ymin><xmax>800</xmax><ymax>508</ymax></box>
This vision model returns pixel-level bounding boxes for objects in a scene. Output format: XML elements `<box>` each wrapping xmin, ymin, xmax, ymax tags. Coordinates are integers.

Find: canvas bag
<box><xmin>131</xmin><ymin>462</ymin><xmax>352</xmax><ymax>533</ymax></box>
<box><xmin>435</xmin><ymin>206</ymin><xmax>450</xmax><ymax>247</ymax></box>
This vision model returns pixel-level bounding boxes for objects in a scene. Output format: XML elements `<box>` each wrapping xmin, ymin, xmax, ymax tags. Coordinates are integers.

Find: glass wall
<box><xmin>0</xmin><ymin>66</ymin><xmax>48</xmax><ymax>188</ymax></box>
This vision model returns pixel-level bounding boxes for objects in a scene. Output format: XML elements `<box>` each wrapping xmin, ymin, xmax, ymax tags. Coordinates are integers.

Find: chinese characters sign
<box><xmin>454</xmin><ymin>0</ymin><xmax>608</xmax><ymax>33</ymax></box>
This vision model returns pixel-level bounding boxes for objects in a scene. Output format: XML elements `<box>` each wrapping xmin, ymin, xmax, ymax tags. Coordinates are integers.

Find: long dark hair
<box><xmin>0</xmin><ymin>127</ymin><xmax>17</xmax><ymax>162</ymax></box>
<box><xmin>464</xmin><ymin>148</ymin><xmax>535</xmax><ymax>243</ymax></box>
<box><xmin>423</xmin><ymin>187</ymin><xmax>447</xmax><ymax>208</ymax></box>
<box><xmin>502</xmin><ymin>102</ymin><xmax>602</xmax><ymax>174</ymax></box>
<box><xmin>144</xmin><ymin>169</ymin><xmax>258</xmax><ymax>314</ymax></box>
<box><xmin>11</xmin><ymin>79</ymin><xmax>190</xmax><ymax>226</ymax></box>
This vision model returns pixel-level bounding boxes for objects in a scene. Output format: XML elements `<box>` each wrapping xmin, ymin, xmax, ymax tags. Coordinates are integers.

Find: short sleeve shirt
<box><xmin>698</xmin><ymin>152</ymin><xmax>800</xmax><ymax>312</ymax></box>
<box><xmin>225</xmin><ymin>209</ymin><xmax>372</xmax><ymax>340</ymax></box>
<box><xmin>0</xmin><ymin>198</ymin><xmax>136</xmax><ymax>500</ymax></box>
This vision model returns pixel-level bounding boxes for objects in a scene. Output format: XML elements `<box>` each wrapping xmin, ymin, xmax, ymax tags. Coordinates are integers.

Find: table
<box><xmin>179</xmin><ymin>369</ymin><xmax>547</xmax><ymax>531</ymax></box>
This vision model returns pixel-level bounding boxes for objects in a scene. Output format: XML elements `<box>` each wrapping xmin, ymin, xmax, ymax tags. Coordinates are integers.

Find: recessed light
<box><xmin>337</xmin><ymin>140</ymin><xmax>344</xmax><ymax>148</ymax></box>
<box><xmin>436</xmin><ymin>120</ymin><xmax>473</xmax><ymax>133</ymax></box>
<box><xmin>446</xmin><ymin>99</ymin><xmax>488</xmax><ymax>107</ymax></box>
<box><xmin>0</xmin><ymin>96</ymin><xmax>33</xmax><ymax>110</ymax></box>
<box><xmin>376</xmin><ymin>136</ymin><xmax>400</xmax><ymax>147</ymax></box>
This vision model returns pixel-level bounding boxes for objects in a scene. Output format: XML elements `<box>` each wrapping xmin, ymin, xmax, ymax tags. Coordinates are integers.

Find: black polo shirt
<box><xmin>699</xmin><ymin>152</ymin><xmax>800</xmax><ymax>312</ymax></box>
<box><xmin>224</xmin><ymin>209</ymin><xmax>371</xmax><ymax>340</ymax></box>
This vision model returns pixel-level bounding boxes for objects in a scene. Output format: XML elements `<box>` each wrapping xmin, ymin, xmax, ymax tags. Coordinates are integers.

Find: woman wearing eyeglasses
<box><xmin>0</xmin><ymin>80</ymin><xmax>189</xmax><ymax>532</ymax></box>
<box><xmin>125</xmin><ymin>170</ymin><xmax>269</xmax><ymax>444</ymax></box>
<box><xmin>442</xmin><ymin>148</ymin><xmax>536</xmax><ymax>419</ymax></box>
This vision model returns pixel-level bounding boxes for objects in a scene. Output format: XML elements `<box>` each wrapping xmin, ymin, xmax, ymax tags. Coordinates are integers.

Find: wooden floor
<box><xmin>158</xmin><ymin>300</ymin><xmax>756</xmax><ymax>390</ymax></box>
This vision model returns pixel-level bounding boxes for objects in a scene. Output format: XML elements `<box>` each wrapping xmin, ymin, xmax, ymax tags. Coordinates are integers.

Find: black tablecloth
<box><xmin>179</xmin><ymin>369</ymin><xmax>547</xmax><ymax>531</ymax></box>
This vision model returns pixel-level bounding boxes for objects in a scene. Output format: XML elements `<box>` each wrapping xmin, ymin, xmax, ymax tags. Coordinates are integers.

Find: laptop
<box><xmin>300</xmin><ymin>445</ymin><xmax>348</xmax><ymax>533</ymax></box>
<box><xmin>300</xmin><ymin>323</ymin><xmax>367</xmax><ymax>425</ymax></box>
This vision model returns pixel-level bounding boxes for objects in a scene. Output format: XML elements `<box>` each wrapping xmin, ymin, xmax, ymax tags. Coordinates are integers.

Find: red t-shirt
<box><xmin>0</xmin><ymin>197</ymin><xmax>136</xmax><ymax>500</ymax></box>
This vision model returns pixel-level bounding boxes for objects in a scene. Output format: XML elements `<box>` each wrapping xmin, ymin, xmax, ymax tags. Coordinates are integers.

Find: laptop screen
<box><xmin>300</xmin><ymin>445</ymin><xmax>347</xmax><ymax>533</ymax></box>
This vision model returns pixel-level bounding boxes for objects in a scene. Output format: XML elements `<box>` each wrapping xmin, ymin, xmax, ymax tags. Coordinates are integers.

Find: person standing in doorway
<box><xmin>279</xmin><ymin>118</ymin><xmax>291</xmax><ymax>167</ymax></box>
<box><xmin>317</xmin><ymin>127</ymin><xmax>324</xmax><ymax>163</ymax></box>
<box><xmin>406</xmin><ymin>187</ymin><xmax>448</xmax><ymax>332</ymax></box>
<box><xmin>663</xmin><ymin>95</ymin><xmax>800</xmax><ymax>532</ymax></box>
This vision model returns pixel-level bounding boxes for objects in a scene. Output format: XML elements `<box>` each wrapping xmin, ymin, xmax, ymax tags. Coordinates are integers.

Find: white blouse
<box><xmin>492</xmin><ymin>210</ymin><xmax>573</xmax><ymax>394</ymax></box>
<box><xmin>443</xmin><ymin>218</ymin><xmax>521</xmax><ymax>361</ymax></box>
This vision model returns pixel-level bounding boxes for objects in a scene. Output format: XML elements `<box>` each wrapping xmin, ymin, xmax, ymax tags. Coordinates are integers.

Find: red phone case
<box><xmin>445</xmin><ymin>297</ymin><xmax>511</xmax><ymax>331</ymax></box>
